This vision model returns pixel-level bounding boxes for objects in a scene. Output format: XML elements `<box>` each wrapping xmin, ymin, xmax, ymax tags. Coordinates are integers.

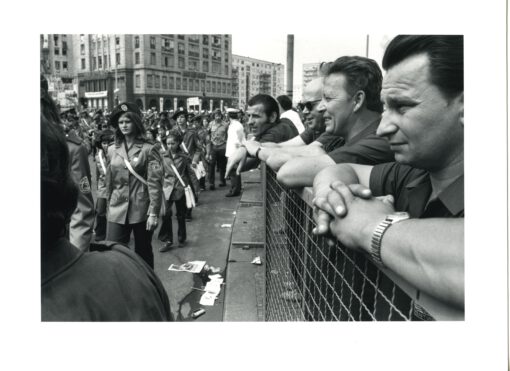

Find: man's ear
<box><xmin>353</xmin><ymin>90</ymin><xmax>366</xmax><ymax>113</ymax></box>
<box><xmin>269</xmin><ymin>111</ymin><xmax>278</xmax><ymax>124</ymax></box>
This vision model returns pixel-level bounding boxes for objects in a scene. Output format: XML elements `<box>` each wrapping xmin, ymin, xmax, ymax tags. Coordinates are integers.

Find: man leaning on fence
<box><xmin>242</xmin><ymin>77</ymin><xmax>343</xmax><ymax>171</ymax></box>
<box><xmin>313</xmin><ymin>35</ymin><xmax>464</xmax><ymax>310</ymax></box>
<box><xmin>276</xmin><ymin>55</ymin><xmax>394</xmax><ymax>188</ymax></box>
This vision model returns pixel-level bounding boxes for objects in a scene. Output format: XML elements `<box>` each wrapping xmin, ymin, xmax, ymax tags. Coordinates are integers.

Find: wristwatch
<box><xmin>370</xmin><ymin>212</ymin><xmax>410</xmax><ymax>267</ymax></box>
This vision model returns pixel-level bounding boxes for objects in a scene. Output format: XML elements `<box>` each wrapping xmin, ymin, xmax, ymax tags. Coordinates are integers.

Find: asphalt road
<box><xmin>89</xmin><ymin>155</ymin><xmax>239</xmax><ymax>321</ymax></box>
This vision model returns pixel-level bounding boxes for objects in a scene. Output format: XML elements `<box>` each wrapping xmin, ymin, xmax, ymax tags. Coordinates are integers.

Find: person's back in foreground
<box><xmin>41</xmin><ymin>80</ymin><xmax>172</xmax><ymax>321</ymax></box>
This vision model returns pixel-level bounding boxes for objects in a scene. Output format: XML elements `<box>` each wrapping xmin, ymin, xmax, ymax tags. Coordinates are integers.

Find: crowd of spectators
<box><xmin>41</xmin><ymin>34</ymin><xmax>464</xmax><ymax>320</ymax></box>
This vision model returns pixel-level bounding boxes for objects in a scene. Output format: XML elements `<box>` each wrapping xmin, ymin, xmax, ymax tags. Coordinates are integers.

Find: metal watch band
<box><xmin>370</xmin><ymin>219</ymin><xmax>392</xmax><ymax>267</ymax></box>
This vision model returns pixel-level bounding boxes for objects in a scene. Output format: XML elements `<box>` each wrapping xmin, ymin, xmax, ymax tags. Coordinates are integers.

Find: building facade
<box><xmin>40</xmin><ymin>34</ymin><xmax>79</xmax><ymax>109</ymax></box>
<box><xmin>41</xmin><ymin>34</ymin><xmax>235</xmax><ymax>112</ymax></box>
<box><xmin>232</xmin><ymin>55</ymin><xmax>285</xmax><ymax>109</ymax></box>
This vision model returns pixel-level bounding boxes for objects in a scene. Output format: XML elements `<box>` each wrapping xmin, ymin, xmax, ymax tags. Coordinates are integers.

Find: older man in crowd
<box><xmin>276</xmin><ymin>56</ymin><xmax>394</xmax><ymax>188</ymax></box>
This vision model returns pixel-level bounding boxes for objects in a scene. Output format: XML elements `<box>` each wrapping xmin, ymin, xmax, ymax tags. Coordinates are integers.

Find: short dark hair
<box><xmin>114</xmin><ymin>111</ymin><xmax>146</xmax><ymax>145</ymax></box>
<box><xmin>382</xmin><ymin>35</ymin><xmax>463</xmax><ymax>100</ymax></box>
<box><xmin>325</xmin><ymin>56</ymin><xmax>383</xmax><ymax>113</ymax></box>
<box><xmin>276</xmin><ymin>95</ymin><xmax>293</xmax><ymax>111</ymax></box>
<box><xmin>247</xmin><ymin>94</ymin><xmax>280</xmax><ymax>122</ymax></box>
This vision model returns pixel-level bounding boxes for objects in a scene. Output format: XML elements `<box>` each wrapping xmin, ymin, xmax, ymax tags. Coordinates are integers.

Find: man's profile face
<box><xmin>246</xmin><ymin>103</ymin><xmax>269</xmax><ymax>129</ymax></box>
<box><xmin>214</xmin><ymin>113</ymin><xmax>222</xmax><ymax>122</ymax></box>
<box><xmin>318</xmin><ymin>73</ymin><xmax>356</xmax><ymax>136</ymax></box>
<box><xmin>377</xmin><ymin>54</ymin><xmax>463</xmax><ymax>170</ymax></box>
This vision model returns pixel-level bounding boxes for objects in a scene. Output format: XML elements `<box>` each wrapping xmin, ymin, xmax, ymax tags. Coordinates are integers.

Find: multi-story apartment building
<box><xmin>232</xmin><ymin>55</ymin><xmax>284</xmax><ymax>109</ymax></box>
<box><xmin>74</xmin><ymin>34</ymin><xmax>234</xmax><ymax>112</ymax></box>
<box><xmin>40</xmin><ymin>34</ymin><xmax>78</xmax><ymax>109</ymax></box>
<box><xmin>41</xmin><ymin>34</ymin><xmax>234</xmax><ymax>112</ymax></box>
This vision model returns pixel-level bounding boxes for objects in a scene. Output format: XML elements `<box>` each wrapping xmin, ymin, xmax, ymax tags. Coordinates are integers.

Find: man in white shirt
<box><xmin>225</xmin><ymin>108</ymin><xmax>246</xmax><ymax>197</ymax></box>
<box><xmin>277</xmin><ymin>95</ymin><xmax>305</xmax><ymax>134</ymax></box>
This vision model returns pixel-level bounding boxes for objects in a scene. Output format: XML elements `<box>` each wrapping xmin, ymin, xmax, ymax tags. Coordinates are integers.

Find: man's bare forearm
<box><xmin>370</xmin><ymin>218</ymin><xmax>465</xmax><ymax>309</ymax></box>
<box><xmin>277</xmin><ymin>155</ymin><xmax>336</xmax><ymax>188</ymax></box>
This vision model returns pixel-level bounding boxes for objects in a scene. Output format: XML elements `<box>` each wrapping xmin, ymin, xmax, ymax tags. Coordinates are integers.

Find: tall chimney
<box><xmin>286</xmin><ymin>35</ymin><xmax>294</xmax><ymax>100</ymax></box>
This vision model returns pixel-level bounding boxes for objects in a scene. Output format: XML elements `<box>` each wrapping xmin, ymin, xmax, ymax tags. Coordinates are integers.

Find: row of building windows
<box><xmin>136</xmin><ymin>35</ymin><xmax>228</xmax><ymax>50</ymax></box>
<box><xmin>135</xmin><ymin>52</ymin><xmax>228</xmax><ymax>74</ymax></box>
<box><xmin>135</xmin><ymin>74</ymin><xmax>231</xmax><ymax>95</ymax></box>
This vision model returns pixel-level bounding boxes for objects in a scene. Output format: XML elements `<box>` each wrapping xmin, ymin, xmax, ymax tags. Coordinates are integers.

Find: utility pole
<box><xmin>366</xmin><ymin>34</ymin><xmax>370</xmax><ymax>57</ymax></box>
<box><xmin>286</xmin><ymin>35</ymin><xmax>294</xmax><ymax>100</ymax></box>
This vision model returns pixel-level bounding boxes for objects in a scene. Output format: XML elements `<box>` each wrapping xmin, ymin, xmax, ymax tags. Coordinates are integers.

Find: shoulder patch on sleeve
<box><xmin>79</xmin><ymin>176</ymin><xmax>91</xmax><ymax>194</ymax></box>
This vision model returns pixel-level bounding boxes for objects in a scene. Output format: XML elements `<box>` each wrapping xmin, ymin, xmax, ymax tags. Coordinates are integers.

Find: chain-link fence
<box><xmin>264</xmin><ymin>165</ymin><xmax>434</xmax><ymax>321</ymax></box>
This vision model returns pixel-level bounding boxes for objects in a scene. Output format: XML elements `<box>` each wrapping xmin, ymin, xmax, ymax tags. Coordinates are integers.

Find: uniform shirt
<box><xmin>42</xmin><ymin>238</ymin><xmax>172</xmax><ymax>321</ymax></box>
<box><xmin>327</xmin><ymin>118</ymin><xmax>394</xmax><ymax>165</ymax></box>
<box><xmin>225</xmin><ymin>119</ymin><xmax>245</xmax><ymax>158</ymax></box>
<box><xmin>161</xmin><ymin>150</ymin><xmax>199</xmax><ymax>201</ymax></box>
<box><xmin>67</xmin><ymin>133</ymin><xmax>94</xmax><ymax>251</ymax></box>
<box><xmin>106</xmin><ymin>139</ymin><xmax>163</xmax><ymax>224</ymax></box>
<box><xmin>208</xmin><ymin>120</ymin><xmax>228</xmax><ymax>147</ymax></box>
<box><xmin>179</xmin><ymin>127</ymin><xmax>202</xmax><ymax>163</ymax></box>
<box><xmin>370</xmin><ymin>162</ymin><xmax>464</xmax><ymax>218</ymax></box>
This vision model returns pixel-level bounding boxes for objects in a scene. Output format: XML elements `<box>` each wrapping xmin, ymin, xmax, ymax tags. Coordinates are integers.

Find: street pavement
<box><xmin>89</xmin><ymin>155</ymin><xmax>240</xmax><ymax>321</ymax></box>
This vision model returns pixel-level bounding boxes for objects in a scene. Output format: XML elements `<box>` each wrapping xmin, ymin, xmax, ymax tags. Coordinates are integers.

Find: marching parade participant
<box><xmin>93</xmin><ymin>129</ymin><xmax>114</xmax><ymax>241</ymax></box>
<box><xmin>105</xmin><ymin>102</ymin><xmax>163</xmax><ymax>268</ymax></box>
<box><xmin>158</xmin><ymin>130</ymin><xmax>199</xmax><ymax>252</ymax></box>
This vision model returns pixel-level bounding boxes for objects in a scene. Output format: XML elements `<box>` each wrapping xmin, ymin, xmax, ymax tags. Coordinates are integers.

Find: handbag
<box><xmin>193</xmin><ymin>161</ymin><xmax>207</xmax><ymax>179</ymax></box>
<box><xmin>170</xmin><ymin>163</ymin><xmax>196</xmax><ymax>209</ymax></box>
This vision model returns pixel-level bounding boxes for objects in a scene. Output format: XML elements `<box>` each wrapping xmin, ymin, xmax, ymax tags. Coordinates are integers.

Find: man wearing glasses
<box><xmin>242</xmin><ymin>77</ymin><xmax>343</xmax><ymax>171</ymax></box>
<box><xmin>276</xmin><ymin>56</ymin><xmax>394</xmax><ymax>187</ymax></box>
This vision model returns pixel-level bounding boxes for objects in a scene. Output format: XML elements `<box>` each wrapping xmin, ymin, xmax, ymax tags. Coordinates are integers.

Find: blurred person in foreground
<box><xmin>313</xmin><ymin>35</ymin><xmax>464</xmax><ymax>310</ymax></box>
<box><xmin>41</xmin><ymin>88</ymin><xmax>172</xmax><ymax>321</ymax></box>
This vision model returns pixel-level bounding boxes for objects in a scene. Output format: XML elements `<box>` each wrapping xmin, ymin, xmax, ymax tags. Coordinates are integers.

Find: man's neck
<box><xmin>344</xmin><ymin>109</ymin><xmax>380</xmax><ymax>142</ymax></box>
<box><xmin>429</xmin><ymin>150</ymin><xmax>464</xmax><ymax>197</ymax></box>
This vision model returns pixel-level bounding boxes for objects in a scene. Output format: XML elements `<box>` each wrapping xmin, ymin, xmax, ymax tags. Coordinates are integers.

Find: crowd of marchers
<box><xmin>41</xmin><ymin>35</ymin><xmax>464</xmax><ymax>321</ymax></box>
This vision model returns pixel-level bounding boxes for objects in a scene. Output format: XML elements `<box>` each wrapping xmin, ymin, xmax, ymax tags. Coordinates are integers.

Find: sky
<box><xmin>231</xmin><ymin>33</ymin><xmax>394</xmax><ymax>99</ymax></box>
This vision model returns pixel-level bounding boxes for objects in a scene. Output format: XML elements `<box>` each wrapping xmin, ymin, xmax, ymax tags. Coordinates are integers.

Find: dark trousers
<box><xmin>208</xmin><ymin>146</ymin><xmax>227</xmax><ymax>186</ymax></box>
<box><xmin>229</xmin><ymin>169</ymin><xmax>242</xmax><ymax>195</ymax></box>
<box><xmin>158</xmin><ymin>196</ymin><xmax>187</xmax><ymax>243</ymax></box>
<box><xmin>94</xmin><ymin>197</ymin><xmax>107</xmax><ymax>241</ymax></box>
<box><xmin>107</xmin><ymin>221</ymin><xmax>154</xmax><ymax>269</ymax></box>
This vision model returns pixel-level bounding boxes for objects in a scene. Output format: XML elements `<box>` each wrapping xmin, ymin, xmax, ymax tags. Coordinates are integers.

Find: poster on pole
<box><xmin>159</xmin><ymin>97</ymin><xmax>164</xmax><ymax>112</ymax></box>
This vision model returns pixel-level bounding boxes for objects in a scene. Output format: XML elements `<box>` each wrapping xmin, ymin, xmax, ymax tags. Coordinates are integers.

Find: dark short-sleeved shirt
<box><xmin>299</xmin><ymin>127</ymin><xmax>323</xmax><ymax>144</ymax></box>
<box><xmin>327</xmin><ymin>118</ymin><xmax>394</xmax><ymax>165</ymax></box>
<box><xmin>369</xmin><ymin>162</ymin><xmax>464</xmax><ymax>218</ymax></box>
<box><xmin>255</xmin><ymin>119</ymin><xmax>297</xmax><ymax>143</ymax></box>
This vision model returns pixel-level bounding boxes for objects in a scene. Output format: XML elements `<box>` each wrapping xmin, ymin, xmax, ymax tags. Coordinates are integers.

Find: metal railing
<box><xmin>263</xmin><ymin>165</ymin><xmax>434</xmax><ymax>321</ymax></box>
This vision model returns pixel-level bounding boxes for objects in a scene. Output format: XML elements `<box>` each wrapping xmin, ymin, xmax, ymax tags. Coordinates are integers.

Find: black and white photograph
<box><xmin>3</xmin><ymin>0</ymin><xmax>509</xmax><ymax>370</ymax></box>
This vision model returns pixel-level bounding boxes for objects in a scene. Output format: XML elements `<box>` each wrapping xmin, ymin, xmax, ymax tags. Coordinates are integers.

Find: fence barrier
<box><xmin>263</xmin><ymin>165</ymin><xmax>435</xmax><ymax>321</ymax></box>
